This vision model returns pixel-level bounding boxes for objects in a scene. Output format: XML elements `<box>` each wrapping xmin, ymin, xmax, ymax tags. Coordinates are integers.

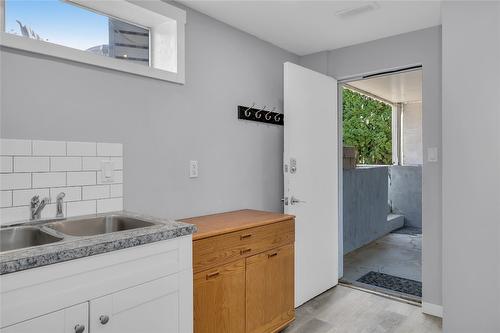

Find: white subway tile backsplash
<box><xmin>97</xmin><ymin>198</ymin><xmax>123</xmax><ymax>213</ymax></box>
<box><xmin>50</xmin><ymin>187</ymin><xmax>82</xmax><ymax>202</ymax></box>
<box><xmin>97</xmin><ymin>143</ymin><xmax>122</xmax><ymax>157</ymax></box>
<box><xmin>110</xmin><ymin>184</ymin><xmax>123</xmax><ymax>198</ymax></box>
<box><xmin>110</xmin><ymin>157</ymin><xmax>123</xmax><ymax>170</ymax></box>
<box><xmin>13</xmin><ymin>188</ymin><xmax>50</xmax><ymax>207</ymax></box>
<box><xmin>51</xmin><ymin>157</ymin><xmax>82</xmax><ymax>172</ymax></box>
<box><xmin>33</xmin><ymin>140</ymin><xmax>66</xmax><ymax>156</ymax></box>
<box><xmin>97</xmin><ymin>170</ymin><xmax>123</xmax><ymax>184</ymax></box>
<box><xmin>1</xmin><ymin>206</ymin><xmax>29</xmax><ymax>225</ymax></box>
<box><xmin>14</xmin><ymin>157</ymin><xmax>50</xmax><ymax>172</ymax></box>
<box><xmin>32</xmin><ymin>172</ymin><xmax>66</xmax><ymax>188</ymax></box>
<box><xmin>67</xmin><ymin>172</ymin><xmax>96</xmax><ymax>186</ymax></box>
<box><xmin>67</xmin><ymin>200</ymin><xmax>97</xmax><ymax>217</ymax></box>
<box><xmin>83</xmin><ymin>157</ymin><xmax>106</xmax><ymax>171</ymax></box>
<box><xmin>67</xmin><ymin>142</ymin><xmax>97</xmax><ymax>156</ymax></box>
<box><xmin>0</xmin><ymin>173</ymin><xmax>31</xmax><ymax>190</ymax></box>
<box><xmin>0</xmin><ymin>139</ymin><xmax>122</xmax><ymax>223</ymax></box>
<box><xmin>1</xmin><ymin>191</ymin><xmax>12</xmax><ymax>208</ymax></box>
<box><xmin>0</xmin><ymin>139</ymin><xmax>31</xmax><ymax>156</ymax></box>
<box><xmin>1</xmin><ymin>156</ymin><xmax>13</xmax><ymax>173</ymax></box>
<box><xmin>83</xmin><ymin>185</ymin><xmax>110</xmax><ymax>200</ymax></box>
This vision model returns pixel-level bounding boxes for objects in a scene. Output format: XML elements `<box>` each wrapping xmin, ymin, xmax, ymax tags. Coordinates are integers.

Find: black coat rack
<box><xmin>237</xmin><ymin>104</ymin><xmax>284</xmax><ymax>126</ymax></box>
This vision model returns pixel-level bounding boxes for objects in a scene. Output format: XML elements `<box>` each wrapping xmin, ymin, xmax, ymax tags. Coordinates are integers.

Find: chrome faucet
<box><xmin>56</xmin><ymin>192</ymin><xmax>65</xmax><ymax>218</ymax></box>
<box><xmin>30</xmin><ymin>195</ymin><xmax>50</xmax><ymax>220</ymax></box>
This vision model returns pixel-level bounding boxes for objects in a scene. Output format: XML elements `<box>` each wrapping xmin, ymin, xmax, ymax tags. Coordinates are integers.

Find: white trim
<box><xmin>422</xmin><ymin>302</ymin><xmax>443</xmax><ymax>318</ymax></box>
<box><xmin>0</xmin><ymin>0</ymin><xmax>185</xmax><ymax>84</ymax></box>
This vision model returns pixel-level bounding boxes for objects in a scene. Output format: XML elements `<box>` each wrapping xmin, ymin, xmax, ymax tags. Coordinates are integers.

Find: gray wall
<box><xmin>389</xmin><ymin>166</ymin><xmax>422</xmax><ymax>228</ymax></box>
<box><xmin>300</xmin><ymin>26</ymin><xmax>442</xmax><ymax>306</ymax></box>
<box><xmin>343</xmin><ymin>166</ymin><xmax>389</xmax><ymax>254</ymax></box>
<box><xmin>442</xmin><ymin>2</ymin><xmax>500</xmax><ymax>331</ymax></box>
<box><xmin>0</xmin><ymin>5</ymin><xmax>298</xmax><ymax>219</ymax></box>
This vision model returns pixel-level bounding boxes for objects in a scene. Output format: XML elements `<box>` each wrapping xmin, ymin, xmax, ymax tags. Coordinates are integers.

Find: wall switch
<box><xmin>427</xmin><ymin>147</ymin><xmax>438</xmax><ymax>162</ymax></box>
<box><xmin>189</xmin><ymin>160</ymin><xmax>198</xmax><ymax>178</ymax></box>
<box><xmin>101</xmin><ymin>160</ymin><xmax>114</xmax><ymax>182</ymax></box>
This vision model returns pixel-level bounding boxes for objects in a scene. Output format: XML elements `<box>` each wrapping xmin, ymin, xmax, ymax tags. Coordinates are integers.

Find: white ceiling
<box><xmin>348</xmin><ymin>69</ymin><xmax>422</xmax><ymax>103</ymax></box>
<box><xmin>179</xmin><ymin>1</ymin><xmax>442</xmax><ymax>56</ymax></box>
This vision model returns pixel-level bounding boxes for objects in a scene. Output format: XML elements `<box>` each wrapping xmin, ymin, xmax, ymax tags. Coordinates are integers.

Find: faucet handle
<box><xmin>31</xmin><ymin>195</ymin><xmax>40</xmax><ymax>207</ymax></box>
<box><xmin>56</xmin><ymin>192</ymin><xmax>66</xmax><ymax>200</ymax></box>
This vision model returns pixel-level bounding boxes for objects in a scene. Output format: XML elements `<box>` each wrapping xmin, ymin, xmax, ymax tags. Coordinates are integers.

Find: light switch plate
<box><xmin>427</xmin><ymin>147</ymin><xmax>438</xmax><ymax>162</ymax></box>
<box><xmin>189</xmin><ymin>160</ymin><xmax>198</xmax><ymax>178</ymax></box>
<box><xmin>101</xmin><ymin>160</ymin><xmax>114</xmax><ymax>182</ymax></box>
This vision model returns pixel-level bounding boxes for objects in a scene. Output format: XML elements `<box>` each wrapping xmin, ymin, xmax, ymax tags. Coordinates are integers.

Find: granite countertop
<box><xmin>0</xmin><ymin>211</ymin><xmax>196</xmax><ymax>275</ymax></box>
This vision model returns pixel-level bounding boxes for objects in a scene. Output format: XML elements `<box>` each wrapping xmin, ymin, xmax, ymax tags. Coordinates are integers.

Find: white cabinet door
<box><xmin>90</xmin><ymin>275</ymin><xmax>180</xmax><ymax>333</ymax></box>
<box><xmin>1</xmin><ymin>302</ymin><xmax>88</xmax><ymax>333</ymax></box>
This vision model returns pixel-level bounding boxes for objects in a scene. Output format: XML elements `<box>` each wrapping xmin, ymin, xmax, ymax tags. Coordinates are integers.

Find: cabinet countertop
<box><xmin>0</xmin><ymin>211</ymin><xmax>196</xmax><ymax>275</ymax></box>
<box><xmin>179</xmin><ymin>209</ymin><xmax>294</xmax><ymax>241</ymax></box>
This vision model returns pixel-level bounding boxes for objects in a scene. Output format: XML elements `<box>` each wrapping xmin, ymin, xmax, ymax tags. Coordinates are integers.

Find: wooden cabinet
<box><xmin>246</xmin><ymin>244</ymin><xmax>295</xmax><ymax>333</ymax></box>
<box><xmin>194</xmin><ymin>259</ymin><xmax>246</xmax><ymax>333</ymax></box>
<box><xmin>1</xmin><ymin>303</ymin><xmax>88</xmax><ymax>333</ymax></box>
<box><xmin>182</xmin><ymin>209</ymin><xmax>295</xmax><ymax>333</ymax></box>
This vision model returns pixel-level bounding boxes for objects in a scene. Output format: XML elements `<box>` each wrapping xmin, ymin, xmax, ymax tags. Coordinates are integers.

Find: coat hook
<box><xmin>274</xmin><ymin>113</ymin><xmax>282</xmax><ymax>122</ymax></box>
<box><xmin>255</xmin><ymin>105</ymin><xmax>266</xmax><ymax>119</ymax></box>
<box><xmin>244</xmin><ymin>103</ymin><xmax>256</xmax><ymax>117</ymax></box>
<box><xmin>265</xmin><ymin>107</ymin><xmax>276</xmax><ymax>121</ymax></box>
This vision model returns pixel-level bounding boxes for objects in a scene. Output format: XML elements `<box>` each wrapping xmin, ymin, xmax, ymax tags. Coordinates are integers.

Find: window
<box><xmin>0</xmin><ymin>0</ymin><xmax>186</xmax><ymax>83</ymax></box>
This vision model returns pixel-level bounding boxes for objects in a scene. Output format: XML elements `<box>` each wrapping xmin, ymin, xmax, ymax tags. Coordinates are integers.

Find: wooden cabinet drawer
<box><xmin>193</xmin><ymin>219</ymin><xmax>294</xmax><ymax>273</ymax></box>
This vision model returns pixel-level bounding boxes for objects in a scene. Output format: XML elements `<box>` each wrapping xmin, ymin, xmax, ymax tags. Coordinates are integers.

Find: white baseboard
<box><xmin>422</xmin><ymin>302</ymin><xmax>443</xmax><ymax>318</ymax></box>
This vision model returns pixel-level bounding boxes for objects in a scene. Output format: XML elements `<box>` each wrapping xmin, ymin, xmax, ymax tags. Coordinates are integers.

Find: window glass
<box><xmin>4</xmin><ymin>0</ymin><xmax>150</xmax><ymax>66</ymax></box>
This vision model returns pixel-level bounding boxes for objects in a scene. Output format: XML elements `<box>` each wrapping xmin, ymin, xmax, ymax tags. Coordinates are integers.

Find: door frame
<box><xmin>335</xmin><ymin>64</ymin><xmax>424</xmax><ymax>281</ymax></box>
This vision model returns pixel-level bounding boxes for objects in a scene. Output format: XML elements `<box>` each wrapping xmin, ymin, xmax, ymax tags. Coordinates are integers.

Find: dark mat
<box><xmin>391</xmin><ymin>226</ymin><xmax>422</xmax><ymax>236</ymax></box>
<box><xmin>357</xmin><ymin>271</ymin><xmax>422</xmax><ymax>297</ymax></box>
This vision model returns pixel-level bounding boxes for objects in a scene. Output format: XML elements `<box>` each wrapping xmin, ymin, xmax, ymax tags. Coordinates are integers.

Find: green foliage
<box><xmin>342</xmin><ymin>88</ymin><xmax>392</xmax><ymax>165</ymax></box>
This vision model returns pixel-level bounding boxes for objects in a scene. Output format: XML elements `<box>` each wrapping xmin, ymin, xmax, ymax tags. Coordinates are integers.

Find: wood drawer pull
<box><xmin>268</xmin><ymin>252</ymin><xmax>278</xmax><ymax>258</ymax></box>
<box><xmin>206</xmin><ymin>271</ymin><xmax>220</xmax><ymax>279</ymax></box>
<box><xmin>240</xmin><ymin>248</ymin><xmax>252</xmax><ymax>255</ymax></box>
<box><xmin>240</xmin><ymin>234</ymin><xmax>252</xmax><ymax>240</ymax></box>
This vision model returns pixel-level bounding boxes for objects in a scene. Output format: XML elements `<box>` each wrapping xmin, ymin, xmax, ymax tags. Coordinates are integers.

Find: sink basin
<box><xmin>47</xmin><ymin>215</ymin><xmax>156</xmax><ymax>236</ymax></box>
<box><xmin>0</xmin><ymin>227</ymin><xmax>63</xmax><ymax>252</ymax></box>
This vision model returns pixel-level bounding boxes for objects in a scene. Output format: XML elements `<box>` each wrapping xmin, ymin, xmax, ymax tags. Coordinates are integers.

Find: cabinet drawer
<box><xmin>193</xmin><ymin>219</ymin><xmax>294</xmax><ymax>273</ymax></box>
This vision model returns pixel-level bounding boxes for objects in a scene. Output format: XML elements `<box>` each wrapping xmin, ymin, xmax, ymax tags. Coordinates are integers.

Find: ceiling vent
<box><xmin>336</xmin><ymin>2</ymin><xmax>380</xmax><ymax>18</ymax></box>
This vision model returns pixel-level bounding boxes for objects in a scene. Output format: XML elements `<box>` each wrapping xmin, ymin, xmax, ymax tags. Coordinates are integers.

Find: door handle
<box><xmin>290</xmin><ymin>196</ymin><xmax>305</xmax><ymax>205</ymax></box>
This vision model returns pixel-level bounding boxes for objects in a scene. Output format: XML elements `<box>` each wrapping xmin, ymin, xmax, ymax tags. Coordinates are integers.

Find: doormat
<box><xmin>391</xmin><ymin>226</ymin><xmax>422</xmax><ymax>236</ymax></box>
<box><xmin>357</xmin><ymin>271</ymin><xmax>422</xmax><ymax>297</ymax></box>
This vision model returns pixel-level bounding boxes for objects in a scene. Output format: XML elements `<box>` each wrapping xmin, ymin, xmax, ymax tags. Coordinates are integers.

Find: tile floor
<box><xmin>282</xmin><ymin>285</ymin><xmax>442</xmax><ymax>333</ymax></box>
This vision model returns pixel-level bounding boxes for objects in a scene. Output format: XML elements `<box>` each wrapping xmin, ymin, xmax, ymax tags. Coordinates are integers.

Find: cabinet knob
<box><xmin>74</xmin><ymin>324</ymin><xmax>85</xmax><ymax>333</ymax></box>
<box><xmin>99</xmin><ymin>315</ymin><xmax>110</xmax><ymax>325</ymax></box>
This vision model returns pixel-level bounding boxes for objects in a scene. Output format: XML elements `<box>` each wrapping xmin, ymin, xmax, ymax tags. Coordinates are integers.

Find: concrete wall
<box><xmin>442</xmin><ymin>2</ymin><xmax>500</xmax><ymax>331</ymax></box>
<box><xmin>0</xmin><ymin>5</ymin><xmax>298</xmax><ymax>220</ymax></box>
<box><xmin>300</xmin><ymin>26</ymin><xmax>442</xmax><ymax>307</ymax></box>
<box><xmin>389</xmin><ymin>165</ymin><xmax>422</xmax><ymax>228</ymax></box>
<box><xmin>402</xmin><ymin>102</ymin><xmax>423</xmax><ymax>165</ymax></box>
<box><xmin>343</xmin><ymin>167</ymin><xmax>388</xmax><ymax>254</ymax></box>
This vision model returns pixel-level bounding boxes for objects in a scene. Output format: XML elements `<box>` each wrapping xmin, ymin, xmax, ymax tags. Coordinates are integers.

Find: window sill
<box><xmin>0</xmin><ymin>32</ymin><xmax>184</xmax><ymax>84</ymax></box>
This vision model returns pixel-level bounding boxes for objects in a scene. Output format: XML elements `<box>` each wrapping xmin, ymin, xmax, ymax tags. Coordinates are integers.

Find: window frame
<box><xmin>0</xmin><ymin>0</ymin><xmax>186</xmax><ymax>84</ymax></box>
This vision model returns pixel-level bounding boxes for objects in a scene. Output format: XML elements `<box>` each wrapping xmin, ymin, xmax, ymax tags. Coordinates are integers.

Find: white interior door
<box><xmin>284</xmin><ymin>62</ymin><xmax>338</xmax><ymax>307</ymax></box>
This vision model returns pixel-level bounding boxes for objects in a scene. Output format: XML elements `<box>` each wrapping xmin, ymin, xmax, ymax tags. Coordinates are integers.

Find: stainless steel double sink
<box><xmin>0</xmin><ymin>215</ymin><xmax>156</xmax><ymax>253</ymax></box>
